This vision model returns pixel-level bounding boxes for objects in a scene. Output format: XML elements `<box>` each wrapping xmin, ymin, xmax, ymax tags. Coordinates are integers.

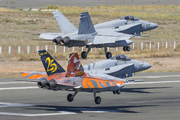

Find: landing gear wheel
<box><xmin>116</xmin><ymin>90</ymin><xmax>121</xmax><ymax>95</ymax></box>
<box><xmin>81</xmin><ymin>51</ymin><xmax>87</xmax><ymax>59</ymax></box>
<box><xmin>106</xmin><ymin>52</ymin><xmax>112</xmax><ymax>59</ymax></box>
<box><xmin>123</xmin><ymin>46</ymin><xmax>127</xmax><ymax>51</ymax></box>
<box><xmin>95</xmin><ymin>96</ymin><xmax>101</xmax><ymax>104</ymax></box>
<box><xmin>113</xmin><ymin>91</ymin><xmax>116</xmax><ymax>94</ymax></box>
<box><xmin>67</xmin><ymin>94</ymin><xmax>74</xmax><ymax>102</ymax></box>
<box><xmin>126</xmin><ymin>46</ymin><xmax>130</xmax><ymax>52</ymax></box>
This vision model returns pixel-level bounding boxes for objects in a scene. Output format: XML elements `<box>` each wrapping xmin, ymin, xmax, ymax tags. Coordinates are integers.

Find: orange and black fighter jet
<box><xmin>22</xmin><ymin>50</ymin><xmax>125</xmax><ymax>104</ymax></box>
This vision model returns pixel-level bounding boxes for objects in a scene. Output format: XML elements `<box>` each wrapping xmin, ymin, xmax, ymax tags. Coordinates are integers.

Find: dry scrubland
<box><xmin>0</xmin><ymin>5</ymin><xmax>180</xmax><ymax>46</ymax></box>
<box><xmin>0</xmin><ymin>5</ymin><xmax>180</xmax><ymax>76</ymax></box>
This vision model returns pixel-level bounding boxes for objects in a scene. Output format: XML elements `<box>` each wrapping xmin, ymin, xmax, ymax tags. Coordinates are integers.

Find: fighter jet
<box><xmin>38</xmin><ymin>12</ymin><xmax>158</xmax><ymax>59</ymax></box>
<box><xmin>94</xmin><ymin>15</ymin><xmax>158</xmax><ymax>36</ymax></box>
<box><xmin>21</xmin><ymin>50</ymin><xmax>151</xmax><ymax>104</ymax></box>
<box><xmin>83</xmin><ymin>54</ymin><xmax>152</xmax><ymax>79</ymax></box>
<box><xmin>39</xmin><ymin>11</ymin><xmax>134</xmax><ymax>59</ymax></box>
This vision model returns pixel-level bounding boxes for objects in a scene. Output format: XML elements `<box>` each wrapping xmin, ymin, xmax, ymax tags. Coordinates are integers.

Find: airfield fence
<box><xmin>0</xmin><ymin>41</ymin><xmax>179</xmax><ymax>55</ymax></box>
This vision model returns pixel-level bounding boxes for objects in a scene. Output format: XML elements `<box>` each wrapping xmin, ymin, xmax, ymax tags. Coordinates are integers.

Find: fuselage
<box><xmin>94</xmin><ymin>16</ymin><xmax>158</xmax><ymax>35</ymax></box>
<box><xmin>83</xmin><ymin>55</ymin><xmax>151</xmax><ymax>78</ymax></box>
<box><xmin>36</xmin><ymin>72</ymin><xmax>124</xmax><ymax>92</ymax></box>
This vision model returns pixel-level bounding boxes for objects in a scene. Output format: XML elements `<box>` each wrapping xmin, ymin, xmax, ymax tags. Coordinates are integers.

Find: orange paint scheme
<box><xmin>82</xmin><ymin>77</ymin><xmax>124</xmax><ymax>89</ymax></box>
<box><xmin>46</xmin><ymin>72</ymin><xmax>66</xmax><ymax>81</ymax></box>
<box><xmin>66</xmin><ymin>53</ymin><xmax>84</xmax><ymax>77</ymax></box>
<box><xmin>21</xmin><ymin>73</ymin><xmax>31</xmax><ymax>77</ymax></box>
<box><xmin>28</xmin><ymin>74</ymin><xmax>46</xmax><ymax>79</ymax></box>
<box><xmin>21</xmin><ymin>73</ymin><xmax>47</xmax><ymax>79</ymax></box>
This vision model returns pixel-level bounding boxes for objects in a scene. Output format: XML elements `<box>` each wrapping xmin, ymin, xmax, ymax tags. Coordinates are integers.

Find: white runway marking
<box><xmin>0</xmin><ymin>102</ymin><xmax>77</xmax><ymax>116</ymax></box>
<box><xmin>0</xmin><ymin>80</ymin><xmax>180</xmax><ymax>90</ymax></box>
<box><xmin>132</xmin><ymin>75</ymin><xmax>180</xmax><ymax>79</ymax></box>
<box><xmin>128</xmin><ymin>99</ymin><xmax>180</xmax><ymax>104</ymax></box>
<box><xmin>125</xmin><ymin>80</ymin><xmax>180</xmax><ymax>85</ymax></box>
<box><xmin>0</xmin><ymin>82</ymin><xmax>35</xmax><ymax>85</ymax></box>
<box><xmin>0</xmin><ymin>86</ymin><xmax>38</xmax><ymax>91</ymax></box>
<box><xmin>0</xmin><ymin>102</ymin><xmax>117</xmax><ymax>116</ymax></box>
<box><xmin>0</xmin><ymin>102</ymin><xmax>33</xmax><ymax>108</ymax></box>
<box><xmin>0</xmin><ymin>111</ymin><xmax>77</xmax><ymax>116</ymax></box>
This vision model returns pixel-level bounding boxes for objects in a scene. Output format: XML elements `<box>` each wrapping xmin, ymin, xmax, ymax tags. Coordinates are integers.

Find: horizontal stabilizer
<box><xmin>21</xmin><ymin>71</ymin><xmax>47</xmax><ymax>80</ymax></box>
<box><xmin>53</xmin><ymin>11</ymin><xmax>78</xmax><ymax>34</ymax></box>
<box><xmin>39</xmin><ymin>33</ymin><xmax>63</xmax><ymax>40</ymax></box>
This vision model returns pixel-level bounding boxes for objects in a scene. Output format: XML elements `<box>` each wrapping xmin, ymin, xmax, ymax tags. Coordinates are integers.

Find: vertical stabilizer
<box><xmin>66</xmin><ymin>53</ymin><xmax>84</xmax><ymax>77</ymax></box>
<box><xmin>78</xmin><ymin>12</ymin><xmax>96</xmax><ymax>34</ymax></box>
<box><xmin>38</xmin><ymin>50</ymin><xmax>65</xmax><ymax>76</ymax></box>
<box><xmin>53</xmin><ymin>11</ymin><xmax>78</xmax><ymax>34</ymax></box>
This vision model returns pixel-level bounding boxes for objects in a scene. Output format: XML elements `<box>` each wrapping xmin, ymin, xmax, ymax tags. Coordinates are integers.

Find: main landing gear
<box><xmin>67</xmin><ymin>91</ymin><xmax>102</xmax><ymax>104</ymax></box>
<box><xmin>123</xmin><ymin>46</ymin><xmax>130</xmax><ymax>52</ymax></box>
<box><xmin>67</xmin><ymin>90</ymin><xmax>78</xmax><ymax>102</ymax></box>
<box><xmin>104</xmin><ymin>47</ymin><xmax>112</xmax><ymax>59</ymax></box>
<box><xmin>113</xmin><ymin>89</ymin><xmax>121</xmax><ymax>95</ymax></box>
<box><xmin>94</xmin><ymin>91</ymin><xmax>101</xmax><ymax>104</ymax></box>
<box><xmin>81</xmin><ymin>47</ymin><xmax>91</xmax><ymax>59</ymax></box>
<box><xmin>80</xmin><ymin>46</ymin><xmax>130</xmax><ymax>59</ymax></box>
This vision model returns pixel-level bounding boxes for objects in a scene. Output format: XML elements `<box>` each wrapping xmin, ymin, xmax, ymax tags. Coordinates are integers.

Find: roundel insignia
<box><xmin>85</xmin><ymin>39</ymin><xmax>88</xmax><ymax>44</ymax></box>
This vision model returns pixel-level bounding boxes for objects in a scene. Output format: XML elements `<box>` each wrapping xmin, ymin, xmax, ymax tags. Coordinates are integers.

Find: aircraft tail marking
<box><xmin>53</xmin><ymin>11</ymin><xmax>78</xmax><ymax>34</ymax></box>
<box><xmin>66</xmin><ymin>53</ymin><xmax>84</xmax><ymax>77</ymax></box>
<box><xmin>38</xmin><ymin>50</ymin><xmax>65</xmax><ymax>76</ymax></box>
<box><xmin>78</xmin><ymin>12</ymin><xmax>96</xmax><ymax>34</ymax></box>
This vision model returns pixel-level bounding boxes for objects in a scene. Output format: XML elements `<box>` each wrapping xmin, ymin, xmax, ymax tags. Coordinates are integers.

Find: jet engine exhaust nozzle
<box><xmin>45</xmin><ymin>79</ymin><xmax>57</xmax><ymax>89</ymax></box>
<box><xmin>37</xmin><ymin>79</ymin><xmax>48</xmax><ymax>88</ymax></box>
<box><xmin>53</xmin><ymin>36</ymin><xmax>62</xmax><ymax>45</ymax></box>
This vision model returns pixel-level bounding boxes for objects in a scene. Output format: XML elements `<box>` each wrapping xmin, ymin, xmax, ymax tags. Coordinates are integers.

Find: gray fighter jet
<box><xmin>39</xmin><ymin>11</ymin><xmax>133</xmax><ymax>59</ymax></box>
<box><xmin>83</xmin><ymin>54</ymin><xmax>151</xmax><ymax>79</ymax></box>
<box><xmin>95</xmin><ymin>15</ymin><xmax>158</xmax><ymax>36</ymax></box>
<box><xmin>38</xmin><ymin>11</ymin><xmax>157</xmax><ymax>59</ymax></box>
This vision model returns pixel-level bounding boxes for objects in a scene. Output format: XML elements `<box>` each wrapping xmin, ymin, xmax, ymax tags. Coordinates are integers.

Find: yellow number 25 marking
<box><xmin>45</xmin><ymin>57</ymin><xmax>57</xmax><ymax>73</ymax></box>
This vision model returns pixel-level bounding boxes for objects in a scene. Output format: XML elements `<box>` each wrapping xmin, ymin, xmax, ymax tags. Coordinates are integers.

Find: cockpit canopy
<box><xmin>120</xmin><ymin>15</ymin><xmax>139</xmax><ymax>21</ymax></box>
<box><xmin>110</xmin><ymin>55</ymin><xmax>131</xmax><ymax>61</ymax></box>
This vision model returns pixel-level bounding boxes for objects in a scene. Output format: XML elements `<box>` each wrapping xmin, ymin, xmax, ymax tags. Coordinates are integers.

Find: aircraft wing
<box><xmin>91</xmin><ymin>29</ymin><xmax>133</xmax><ymax>45</ymax></box>
<box><xmin>87</xmin><ymin>71</ymin><xmax>126</xmax><ymax>81</ymax></box>
<box><xmin>21</xmin><ymin>71</ymin><xmax>47</xmax><ymax>80</ymax></box>
<box><xmin>92</xmin><ymin>35</ymin><xmax>132</xmax><ymax>44</ymax></box>
<box><xmin>39</xmin><ymin>33</ymin><xmax>63</xmax><ymax>40</ymax></box>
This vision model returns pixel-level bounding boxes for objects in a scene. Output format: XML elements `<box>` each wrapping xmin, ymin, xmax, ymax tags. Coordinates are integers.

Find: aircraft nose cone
<box><xmin>144</xmin><ymin>62</ymin><xmax>152</xmax><ymax>70</ymax></box>
<box><xmin>151</xmin><ymin>22</ymin><xmax>158</xmax><ymax>29</ymax></box>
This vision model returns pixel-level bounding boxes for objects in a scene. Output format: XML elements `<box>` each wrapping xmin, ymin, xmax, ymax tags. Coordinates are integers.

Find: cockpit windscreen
<box><xmin>110</xmin><ymin>55</ymin><xmax>131</xmax><ymax>61</ymax></box>
<box><xmin>120</xmin><ymin>15</ymin><xmax>139</xmax><ymax>21</ymax></box>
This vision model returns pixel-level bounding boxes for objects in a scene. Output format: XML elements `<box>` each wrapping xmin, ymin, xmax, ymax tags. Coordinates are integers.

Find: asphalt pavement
<box><xmin>0</xmin><ymin>72</ymin><xmax>180</xmax><ymax>120</ymax></box>
<box><xmin>1</xmin><ymin>0</ymin><xmax>180</xmax><ymax>9</ymax></box>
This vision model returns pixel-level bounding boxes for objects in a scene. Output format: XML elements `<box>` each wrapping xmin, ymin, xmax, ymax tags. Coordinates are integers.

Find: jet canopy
<box><xmin>110</xmin><ymin>55</ymin><xmax>131</xmax><ymax>61</ymax></box>
<box><xmin>120</xmin><ymin>15</ymin><xmax>139</xmax><ymax>21</ymax></box>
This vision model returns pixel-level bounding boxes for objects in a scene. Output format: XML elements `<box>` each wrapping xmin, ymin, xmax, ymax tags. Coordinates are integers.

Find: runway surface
<box><xmin>1</xmin><ymin>0</ymin><xmax>180</xmax><ymax>9</ymax></box>
<box><xmin>0</xmin><ymin>72</ymin><xmax>180</xmax><ymax>120</ymax></box>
